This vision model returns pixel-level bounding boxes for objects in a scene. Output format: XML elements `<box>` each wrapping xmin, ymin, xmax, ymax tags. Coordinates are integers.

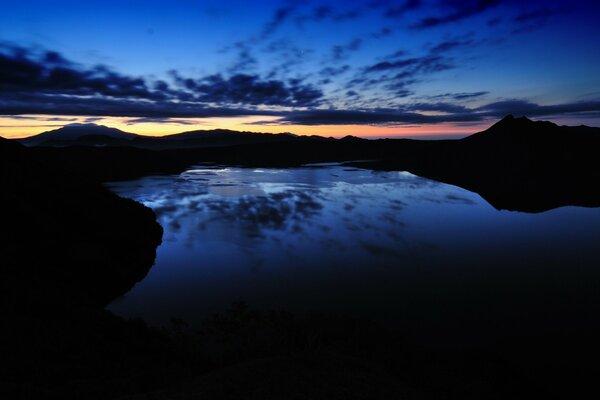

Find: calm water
<box><xmin>107</xmin><ymin>164</ymin><xmax>600</xmax><ymax>340</ymax></box>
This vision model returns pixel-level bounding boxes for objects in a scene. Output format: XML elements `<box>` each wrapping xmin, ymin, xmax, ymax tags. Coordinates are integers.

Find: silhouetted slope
<box><xmin>18</xmin><ymin>126</ymin><xmax>303</xmax><ymax>149</ymax></box>
<box><xmin>0</xmin><ymin>138</ymin><xmax>179</xmax><ymax>399</ymax></box>
<box><xmin>163</xmin><ymin>128</ymin><xmax>296</xmax><ymax>140</ymax></box>
<box><xmin>19</xmin><ymin>123</ymin><xmax>139</xmax><ymax>146</ymax></box>
<box><xmin>355</xmin><ymin>115</ymin><xmax>600</xmax><ymax>212</ymax></box>
<box><xmin>463</xmin><ymin>114</ymin><xmax>600</xmax><ymax>144</ymax></box>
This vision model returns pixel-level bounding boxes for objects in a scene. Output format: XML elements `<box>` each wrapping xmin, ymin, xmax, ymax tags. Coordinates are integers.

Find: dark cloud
<box><xmin>383</xmin><ymin>0</ymin><xmax>423</xmax><ymax>18</ymax></box>
<box><xmin>3</xmin><ymin>43</ymin><xmax>598</xmax><ymax>129</ymax></box>
<box><xmin>382</xmin><ymin>49</ymin><xmax>407</xmax><ymax>60</ymax></box>
<box><xmin>262</xmin><ymin>40</ymin><xmax>313</xmax><ymax>78</ymax></box>
<box><xmin>331</xmin><ymin>39</ymin><xmax>362</xmax><ymax>61</ymax></box>
<box><xmin>384</xmin><ymin>80</ymin><xmax>415</xmax><ymax>98</ymax></box>
<box><xmin>413</xmin><ymin>0</ymin><xmax>501</xmax><ymax>29</ymax></box>
<box><xmin>366</xmin><ymin>55</ymin><xmax>453</xmax><ymax>74</ymax></box>
<box><xmin>371</xmin><ymin>26</ymin><xmax>394</xmax><ymax>39</ymax></box>
<box><xmin>319</xmin><ymin>65</ymin><xmax>351</xmax><ymax>78</ymax></box>
<box><xmin>430</xmin><ymin>91</ymin><xmax>489</xmax><ymax>100</ymax></box>
<box><xmin>294</xmin><ymin>5</ymin><xmax>333</xmax><ymax>27</ymax></box>
<box><xmin>515</xmin><ymin>7</ymin><xmax>562</xmax><ymax>23</ymax></box>
<box><xmin>0</xmin><ymin>92</ymin><xmax>285</xmax><ymax>119</ymax></box>
<box><xmin>260</xmin><ymin>6</ymin><xmax>295</xmax><ymax>39</ymax></box>
<box><xmin>360</xmin><ymin>34</ymin><xmax>482</xmax><ymax>99</ymax></box>
<box><xmin>264</xmin><ymin>99</ymin><xmax>600</xmax><ymax>126</ymax></box>
<box><xmin>83</xmin><ymin>117</ymin><xmax>104</xmax><ymax>123</ymax></box>
<box><xmin>276</xmin><ymin>108</ymin><xmax>483</xmax><ymax>125</ymax></box>
<box><xmin>476</xmin><ymin>99</ymin><xmax>600</xmax><ymax>118</ymax></box>
<box><xmin>168</xmin><ymin>72</ymin><xmax>323</xmax><ymax>107</ymax></box>
<box><xmin>0</xmin><ymin>44</ymin><xmax>168</xmax><ymax>100</ymax></box>
<box><xmin>0</xmin><ymin>43</ymin><xmax>323</xmax><ymax>118</ymax></box>
<box><xmin>452</xmin><ymin>91</ymin><xmax>489</xmax><ymax>100</ymax></box>
<box><xmin>487</xmin><ymin>17</ymin><xmax>501</xmax><ymax>26</ymax></box>
<box><xmin>512</xmin><ymin>6</ymin><xmax>563</xmax><ymax>33</ymax></box>
<box><xmin>429</xmin><ymin>38</ymin><xmax>474</xmax><ymax>54</ymax></box>
<box><xmin>1</xmin><ymin>115</ymin><xmax>78</xmax><ymax>122</ymax></box>
<box><xmin>227</xmin><ymin>43</ymin><xmax>258</xmax><ymax>74</ymax></box>
<box><xmin>125</xmin><ymin>117</ymin><xmax>198</xmax><ymax>125</ymax></box>
<box><xmin>332</xmin><ymin>9</ymin><xmax>361</xmax><ymax>21</ymax></box>
<box><xmin>407</xmin><ymin>102</ymin><xmax>469</xmax><ymax>113</ymax></box>
<box><xmin>294</xmin><ymin>5</ymin><xmax>361</xmax><ymax>27</ymax></box>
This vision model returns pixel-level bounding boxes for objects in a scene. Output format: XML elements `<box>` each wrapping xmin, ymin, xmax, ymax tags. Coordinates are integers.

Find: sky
<box><xmin>1</xmin><ymin>0</ymin><xmax>599</xmax><ymax>139</ymax></box>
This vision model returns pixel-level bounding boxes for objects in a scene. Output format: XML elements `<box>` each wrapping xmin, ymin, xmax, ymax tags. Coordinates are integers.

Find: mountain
<box><xmin>355</xmin><ymin>115</ymin><xmax>600</xmax><ymax>212</ymax></box>
<box><xmin>463</xmin><ymin>114</ymin><xmax>600</xmax><ymax>145</ymax></box>
<box><xmin>17</xmin><ymin>125</ymin><xmax>303</xmax><ymax>149</ymax></box>
<box><xmin>162</xmin><ymin>128</ymin><xmax>296</xmax><ymax>140</ymax></box>
<box><xmin>19</xmin><ymin>123</ymin><xmax>139</xmax><ymax>146</ymax></box>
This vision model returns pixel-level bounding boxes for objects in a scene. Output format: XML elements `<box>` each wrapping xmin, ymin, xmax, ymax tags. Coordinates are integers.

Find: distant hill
<box><xmin>19</xmin><ymin>123</ymin><xmax>139</xmax><ymax>146</ymax></box>
<box><xmin>17</xmin><ymin>125</ymin><xmax>313</xmax><ymax>149</ymax></box>
<box><xmin>162</xmin><ymin>128</ymin><xmax>296</xmax><ymax>140</ymax></box>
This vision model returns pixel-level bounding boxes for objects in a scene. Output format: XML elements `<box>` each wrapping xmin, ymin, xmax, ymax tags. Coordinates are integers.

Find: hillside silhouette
<box><xmin>19</xmin><ymin>124</ymin><xmax>308</xmax><ymax>149</ymax></box>
<box><xmin>3</xmin><ymin>116</ymin><xmax>600</xmax><ymax>398</ymax></box>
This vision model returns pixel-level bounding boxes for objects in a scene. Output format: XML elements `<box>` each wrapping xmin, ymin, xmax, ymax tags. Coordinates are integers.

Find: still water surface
<box><xmin>107</xmin><ymin>164</ymin><xmax>600</xmax><ymax>338</ymax></box>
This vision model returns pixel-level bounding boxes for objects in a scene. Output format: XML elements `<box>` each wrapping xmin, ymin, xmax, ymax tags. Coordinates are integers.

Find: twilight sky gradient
<box><xmin>1</xmin><ymin>0</ymin><xmax>599</xmax><ymax>138</ymax></box>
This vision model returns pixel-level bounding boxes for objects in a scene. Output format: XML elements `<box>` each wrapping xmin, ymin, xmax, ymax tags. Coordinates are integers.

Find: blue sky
<box><xmin>1</xmin><ymin>0</ymin><xmax>599</xmax><ymax>138</ymax></box>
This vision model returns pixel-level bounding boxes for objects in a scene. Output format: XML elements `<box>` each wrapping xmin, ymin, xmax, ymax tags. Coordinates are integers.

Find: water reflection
<box><xmin>106</xmin><ymin>164</ymin><xmax>600</xmax><ymax>334</ymax></box>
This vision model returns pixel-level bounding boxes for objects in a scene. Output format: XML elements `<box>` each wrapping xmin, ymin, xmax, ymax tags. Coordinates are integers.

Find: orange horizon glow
<box><xmin>0</xmin><ymin>114</ymin><xmax>491</xmax><ymax>140</ymax></box>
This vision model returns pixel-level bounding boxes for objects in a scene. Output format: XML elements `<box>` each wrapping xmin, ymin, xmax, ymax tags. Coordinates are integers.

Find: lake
<box><xmin>106</xmin><ymin>164</ymin><xmax>600</xmax><ymax>343</ymax></box>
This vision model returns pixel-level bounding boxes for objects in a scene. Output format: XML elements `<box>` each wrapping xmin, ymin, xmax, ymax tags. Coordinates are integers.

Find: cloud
<box><xmin>294</xmin><ymin>5</ymin><xmax>333</xmax><ymax>27</ymax></box>
<box><xmin>263</xmin><ymin>99</ymin><xmax>600</xmax><ymax>126</ymax></box>
<box><xmin>332</xmin><ymin>8</ymin><xmax>362</xmax><ymax>21</ymax></box>
<box><xmin>331</xmin><ymin>39</ymin><xmax>362</xmax><ymax>61</ymax></box>
<box><xmin>365</xmin><ymin>55</ymin><xmax>453</xmax><ymax>74</ymax></box>
<box><xmin>0</xmin><ymin>43</ymin><xmax>323</xmax><ymax>118</ymax></box>
<box><xmin>371</xmin><ymin>26</ymin><xmax>394</xmax><ymax>39</ymax></box>
<box><xmin>476</xmin><ymin>99</ymin><xmax>600</xmax><ymax>118</ymax></box>
<box><xmin>260</xmin><ymin>6</ymin><xmax>296</xmax><ymax>39</ymax></box>
<box><xmin>319</xmin><ymin>65</ymin><xmax>351</xmax><ymax>78</ymax></box>
<box><xmin>0</xmin><ymin>92</ymin><xmax>285</xmax><ymax>119</ymax></box>
<box><xmin>275</xmin><ymin>108</ymin><xmax>483</xmax><ymax>125</ymax></box>
<box><xmin>226</xmin><ymin>43</ymin><xmax>258</xmax><ymax>74</ymax></box>
<box><xmin>515</xmin><ymin>7</ymin><xmax>562</xmax><ymax>23</ymax></box>
<box><xmin>2</xmin><ymin>44</ymin><xmax>599</xmax><ymax>129</ymax></box>
<box><xmin>172</xmin><ymin>73</ymin><xmax>323</xmax><ymax>107</ymax></box>
<box><xmin>125</xmin><ymin>117</ymin><xmax>199</xmax><ymax>125</ymax></box>
<box><xmin>412</xmin><ymin>0</ymin><xmax>501</xmax><ymax>29</ymax></box>
<box><xmin>382</xmin><ymin>0</ymin><xmax>423</xmax><ymax>18</ymax></box>
<box><xmin>407</xmin><ymin>102</ymin><xmax>469</xmax><ymax>113</ymax></box>
<box><xmin>429</xmin><ymin>38</ymin><xmax>474</xmax><ymax>54</ymax></box>
<box><xmin>429</xmin><ymin>91</ymin><xmax>489</xmax><ymax>100</ymax></box>
<box><xmin>512</xmin><ymin>6</ymin><xmax>563</xmax><ymax>33</ymax></box>
<box><xmin>294</xmin><ymin>5</ymin><xmax>362</xmax><ymax>27</ymax></box>
<box><xmin>0</xmin><ymin>44</ymin><xmax>168</xmax><ymax>100</ymax></box>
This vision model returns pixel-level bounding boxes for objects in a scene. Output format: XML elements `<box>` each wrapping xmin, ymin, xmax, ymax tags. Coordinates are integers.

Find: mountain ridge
<box><xmin>17</xmin><ymin>115</ymin><xmax>600</xmax><ymax>149</ymax></box>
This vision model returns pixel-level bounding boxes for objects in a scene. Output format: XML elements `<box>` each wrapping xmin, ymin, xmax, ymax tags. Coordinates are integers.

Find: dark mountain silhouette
<box><xmin>18</xmin><ymin>125</ymin><xmax>307</xmax><ymax>149</ymax></box>
<box><xmin>347</xmin><ymin>115</ymin><xmax>600</xmax><ymax>212</ymax></box>
<box><xmin>19</xmin><ymin>123</ymin><xmax>139</xmax><ymax>146</ymax></box>
<box><xmin>162</xmin><ymin>128</ymin><xmax>296</xmax><ymax>140</ymax></box>
<box><xmin>463</xmin><ymin>114</ymin><xmax>600</xmax><ymax>144</ymax></box>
